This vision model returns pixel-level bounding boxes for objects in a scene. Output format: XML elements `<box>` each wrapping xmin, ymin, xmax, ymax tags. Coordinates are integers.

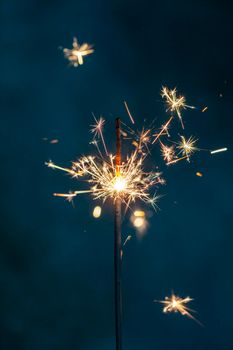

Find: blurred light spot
<box><xmin>134</xmin><ymin>210</ymin><xmax>145</xmax><ymax>217</ymax></box>
<box><xmin>93</xmin><ymin>206</ymin><xmax>102</xmax><ymax>218</ymax></box>
<box><xmin>133</xmin><ymin>217</ymin><xmax>145</xmax><ymax>228</ymax></box>
<box><xmin>50</xmin><ymin>139</ymin><xmax>59</xmax><ymax>144</ymax></box>
<box><xmin>196</xmin><ymin>172</ymin><xmax>203</xmax><ymax>177</ymax></box>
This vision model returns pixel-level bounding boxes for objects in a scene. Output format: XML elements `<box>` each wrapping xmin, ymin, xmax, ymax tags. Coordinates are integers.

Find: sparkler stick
<box><xmin>114</xmin><ymin>118</ymin><xmax>122</xmax><ymax>350</ymax></box>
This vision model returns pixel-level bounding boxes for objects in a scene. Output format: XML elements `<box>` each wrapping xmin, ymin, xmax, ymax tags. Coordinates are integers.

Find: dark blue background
<box><xmin>1</xmin><ymin>1</ymin><xmax>233</xmax><ymax>349</ymax></box>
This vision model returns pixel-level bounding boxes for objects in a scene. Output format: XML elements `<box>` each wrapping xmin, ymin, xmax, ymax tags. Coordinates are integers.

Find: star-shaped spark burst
<box><xmin>177</xmin><ymin>135</ymin><xmax>198</xmax><ymax>161</ymax></box>
<box><xmin>160</xmin><ymin>142</ymin><xmax>175</xmax><ymax>164</ymax></box>
<box><xmin>63</xmin><ymin>37</ymin><xmax>94</xmax><ymax>67</ymax></box>
<box><xmin>154</xmin><ymin>293</ymin><xmax>202</xmax><ymax>326</ymax></box>
<box><xmin>161</xmin><ymin>86</ymin><xmax>195</xmax><ymax>129</ymax></box>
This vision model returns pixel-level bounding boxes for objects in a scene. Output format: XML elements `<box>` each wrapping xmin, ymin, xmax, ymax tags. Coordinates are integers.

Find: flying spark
<box><xmin>63</xmin><ymin>37</ymin><xmax>94</xmax><ymax>67</ymax></box>
<box><xmin>91</xmin><ymin>116</ymin><xmax>109</xmax><ymax>156</ymax></box>
<box><xmin>161</xmin><ymin>86</ymin><xmax>195</xmax><ymax>129</ymax></box>
<box><xmin>152</xmin><ymin>116</ymin><xmax>173</xmax><ymax>144</ymax></box>
<box><xmin>124</xmin><ymin>101</ymin><xmax>135</xmax><ymax>124</ymax></box>
<box><xmin>154</xmin><ymin>293</ymin><xmax>202</xmax><ymax>326</ymax></box>
<box><xmin>210</xmin><ymin>147</ymin><xmax>227</xmax><ymax>154</ymax></box>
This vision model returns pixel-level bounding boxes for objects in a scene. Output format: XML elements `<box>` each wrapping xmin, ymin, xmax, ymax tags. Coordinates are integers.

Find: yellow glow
<box><xmin>134</xmin><ymin>210</ymin><xmax>145</xmax><ymax>217</ymax></box>
<box><xmin>133</xmin><ymin>217</ymin><xmax>145</xmax><ymax>228</ymax></box>
<box><xmin>113</xmin><ymin>177</ymin><xmax>127</xmax><ymax>192</ymax></box>
<box><xmin>93</xmin><ymin>205</ymin><xmax>102</xmax><ymax>218</ymax></box>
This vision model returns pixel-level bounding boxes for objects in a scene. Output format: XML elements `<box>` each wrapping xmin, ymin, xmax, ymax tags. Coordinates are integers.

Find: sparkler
<box><xmin>154</xmin><ymin>293</ymin><xmax>202</xmax><ymax>326</ymax></box>
<box><xmin>63</xmin><ymin>37</ymin><xmax>94</xmax><ymax>67</ymax></box>
<box><xmin>161</xmin><ymin>86</ymin><xmax>195</xmax><ymax>129</ymax></box>
<box><xmin>47</xmin><ymin>84</ymin><xmax>205</xmax><ymax>348</ymax></box>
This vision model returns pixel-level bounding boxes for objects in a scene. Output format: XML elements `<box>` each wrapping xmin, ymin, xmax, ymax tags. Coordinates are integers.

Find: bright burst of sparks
<box><xmin>177</xmin><ymin>135</ymin><xmax>198</xmax><ymax>161</ymax></box>
<box><xmin>63</xmin><ymin>37</ymin><xmax>94</xmax><ymax>67</ymax></box>
<box><xmin>47</xmin><ymin>85</ymin><xmax>205</xmax><ymax>211</ymax></box>
<box><xmin>161</xmin><ymin>86</ymin><xmax>195</xmax><ymax>129</ymax></box>
<box><xmin>47</xmin><ymin>148</ymin><xmax>163</xmax><ymax>209</ymax></box>
<box><xmin>155</xmin><ymin>293</ymin><xmax>202</xmax><ymax>326</ymax></box>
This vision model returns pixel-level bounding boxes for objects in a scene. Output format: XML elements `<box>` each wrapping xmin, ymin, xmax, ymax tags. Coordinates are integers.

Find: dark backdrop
<box><xmin>0</xmin><ymin>1</ymin><xmax>233</xmax><ymax>349</ymax></box>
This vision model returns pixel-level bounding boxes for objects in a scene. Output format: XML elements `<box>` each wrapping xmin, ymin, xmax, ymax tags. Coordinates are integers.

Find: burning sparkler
<box><xmin>47</xmin><ymin>84</ymin><xmax>207</xmax><ymax>347</ymax></box>
<box><xmin>155</xmin><ymin>293</ymin><xmax>202</xmax><ymax>326</ymax></box>
<box><xmin>161</xmin><ymin>86</ymin><xmax>195</xmax><ymax>129</ymax></box>
<box><xmin>63</xmin><ymin>37</ymin><xmax>94</xmax><ymax>67</ymax></box>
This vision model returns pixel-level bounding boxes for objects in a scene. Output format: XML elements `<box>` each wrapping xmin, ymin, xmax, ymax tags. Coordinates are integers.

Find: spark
<box><xmin>161</xmin><ymin>86</ymin><xmax>195</xmax><ymax>129</ymax></box>
<box><xmin>154</xmin><ymin>293</ymin><xmax>202</xmax><ymax>326</ymax></box>
<box><xmin>166</xmin><ymin>155</ymin><xmax>188</xmax><ymax>165</ymax></box>
<box><xmin>202</xmin><ymin>106</ymin><xmax>208</xmax><ymax>113</ymax></box>
<box><xmin>196</xmin><ymin>171</ymin><xmax>203</xmax><ymax>177</ymax></box>
<box><xmin>63</xmin><ymin>37</ymin><xmax>94</xmax><ymax>67</ymax></box>
<box><xmin>123</xmin><ymin>235</ymin><xmax>132</xmax><ymax>246</ymax></box>
<box><xmin>177</xmin><ymin>135</ymin><xmax>198</xmax><ymax>161</ymax></box>
<box><xmin>45</xmin><ymin>161</ymin><xmax>80</xmax><ymax>177</ymax></box>
<box><xmin>91</xmin><ymin>116</ymin><xmax>109</xmax><ymax>156</ymax></box>
<box><xmin>210</xmin><ymin>147</ymin><xmax>227</xmax><ymax>154</ymax></box>
<box><xmin>160</xmin><ymin>141</ymin><xmax>176</xmax><ymax>164</ymax></box>
<box><xmin>124</xmin><ymin>101</ymin><xmax>135</xmax><ymax>124</ymax></box>
<box><xmin>152</xmin><ymin>116</ymin><xmax>173</xmax><ymax>144</ymax></box>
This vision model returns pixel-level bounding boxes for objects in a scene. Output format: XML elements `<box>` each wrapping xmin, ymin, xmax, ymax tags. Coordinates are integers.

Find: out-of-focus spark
<box><xmin>134</xmin><ymin>210</ymin><xmax>145</xmax><ymax>217</ymax></box>
<box><xmin>152</xmin><ymin>116</ymin><xmax>173</xmax><ymax>144</ymax></box>
<box><xmin>50</xmin><ymin>139</ymin><xmax>59</xmax><ymax>144</ymax></box>
<box><xmin>160</xmin><ymin>141</ymin><xmax>175</xmax><ymax>164</ymax></box>
<box><xmin>154</xmin><ymin>293</ymin><xmax>202</xmax><ymax>326</ymax></box>
<box><xmin>124</xmin><ymin>101</ymin><xmax>135</xmax><ymax>124</ymax></box>
<box><xmin>93</xmin><ymin>205</ymin><xmax>102</xmax><ymax>218</ymax></box>
<box><xmin>196</xmin><ymin>171</ymin><xmax>203</xmax><ymax>177</ymax></box>
<box><xmin>202</xmin><ymin>106</ymin><xmax>208</xmax><ymax>113</ymax></box>
<box><xmin>91</xmin><ymin>115</ymin><xmax>109</xmax><ymax>156</ymax></box>
<box><xmin>133</xmin><ymin>217</ymin><xmax>145</xmax><ymax>228</ymax></box>
<box><xmin>63</xmin><ymin>37</ymin><xmax>94</xmax><ymax>67</ymax></box>
<box><xmin>161</xmin><ymin>86</ymin><xmax>195</xmax><ymax>129</ymax></box>
<box><xmin>177</xmin><ymin>135</ymin><xmax>198</xmax><ymax>161</ymax></box>
<box><xmin>210</xmin><ymin>147</ymin><xmax>227</xmax><ymax>154</ymax></box>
